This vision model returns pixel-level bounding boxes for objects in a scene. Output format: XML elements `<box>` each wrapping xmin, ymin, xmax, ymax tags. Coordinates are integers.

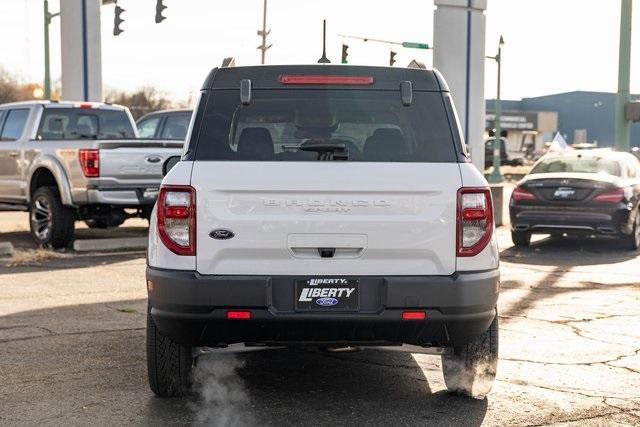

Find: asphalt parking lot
<box><xmin>1</xmin><ymin>212</ymin><xmax>639</xmax><ymax>426</ymax></box>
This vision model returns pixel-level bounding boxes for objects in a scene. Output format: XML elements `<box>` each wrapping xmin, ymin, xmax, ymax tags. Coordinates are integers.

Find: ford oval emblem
<box><xmin>145</xmin><ymin>155</ymin><xmax>162</xmax><ymax>164</ymax></box>
<box><xmin>209</xmin><ymin>229</ymin><xmax>235</xmax><ymax>240</ymax></box>
<box><xmin>316</xmin><ymin>297</ymin><xmax>338</xmax><ymax>307</ymax></box>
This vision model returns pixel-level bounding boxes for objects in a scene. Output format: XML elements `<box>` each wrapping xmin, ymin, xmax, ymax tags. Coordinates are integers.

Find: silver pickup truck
<box><xmin>0</xmin><ymin>100</ymin><xmax>183</xmax><ymax>248</ymax></box>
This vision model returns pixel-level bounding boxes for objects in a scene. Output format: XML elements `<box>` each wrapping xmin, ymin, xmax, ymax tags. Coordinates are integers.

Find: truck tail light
<box><xmin>592</xmin><ymin>188</ymin><xmax>624</xmax><ymax>203</ymax></box>
<box><xmin>79</xmin><ymin>149</ymin><xmax>100</xmax><ymax>177</ymax></box>
<box><xmin>510</xmin><ymin>186</ymin><xmax>536</xmax><ymax>202</ymax></box>
<box><xmin>457</xmin><ymin>188</ymin><xmax>493</xmax><ymax>257</ymax></box>
<box><xmin>158</xmin><ymin>186</ymin><xmax>196</xmax><ymax>256</ymax></box>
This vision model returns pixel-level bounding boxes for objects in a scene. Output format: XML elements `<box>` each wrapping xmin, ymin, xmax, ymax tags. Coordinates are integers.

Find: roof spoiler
<box><xmin>221</xmin><ymin>57</ymin><xmax>236</xmax><ymax>68</ymax></box>
<box><xmin>407</xmin><ymin>59</ymin><xmax>426</xmax><ymax>69</ymax></box>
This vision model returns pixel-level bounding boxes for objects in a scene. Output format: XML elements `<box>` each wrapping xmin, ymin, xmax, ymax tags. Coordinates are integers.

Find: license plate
<box><xmin>554</xmin><ymin>187</ymin><xmax>575</xmax><ymax>198</ymax></box>
<box><xmin>295</xmin><ymin>278</ymin><xmax>359</xmax><ymax>311</ymax></box>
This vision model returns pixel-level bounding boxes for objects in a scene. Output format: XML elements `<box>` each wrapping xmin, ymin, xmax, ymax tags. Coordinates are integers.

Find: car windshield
<box><xmin>37</xmin><ymin>108</ymin><xmax>135</xmax><ymax>140</ymax></box>
<box><xmin>193</xmin><ymin>89</ymin><xmax>457</xmax><ymax>162</ymax></box>
<box><xmin>530</xmin><ymin>156</ymin><xmax>621</xmax><ymax>176</ymax></box>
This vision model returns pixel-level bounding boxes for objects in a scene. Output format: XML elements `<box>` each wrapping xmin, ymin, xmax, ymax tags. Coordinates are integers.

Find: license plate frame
<box><xmin>553</xmin><ymin>187</ymin><xmax>576</xmax><ymax>199</ymax></box>
<box><xmin>295</xmin><ymin>278</ymin><xmax>360</xmax><ymax>311</ymax></box>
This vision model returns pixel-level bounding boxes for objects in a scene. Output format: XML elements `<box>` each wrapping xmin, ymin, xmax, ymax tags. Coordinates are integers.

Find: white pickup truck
<box><xmin>0</xmin><ymin>100</ymin><xmax>184</xmax><ymax>248</ymax></box>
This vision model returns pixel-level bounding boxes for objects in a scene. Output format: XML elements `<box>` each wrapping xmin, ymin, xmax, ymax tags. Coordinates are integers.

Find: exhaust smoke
<box><xmin>190</xmin><ymin>353</ymin><xmax>255</xmax><ymax>427</ymax></box>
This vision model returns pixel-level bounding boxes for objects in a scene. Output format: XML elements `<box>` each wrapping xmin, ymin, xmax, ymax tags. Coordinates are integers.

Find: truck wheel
<box><xmin>29</xmin><ymin>187</ymin><xmax>75</xmax><ymax>249</ymax></box>
<box><xmin>441</xmin><ymin>311</ymin><xmax>498</xmax><ymax>398</ymax></box>
<box><xmin>621</xmin><ymin>213</ymin><xmax>640</xmax><ymax>251</ymax></box>
<box><xmin>511</xmin><ymin>230</ymin><xmax>531</xmax><ymax>247</ymax></box>
<box><xmin>147</xmin><ymin>305</ymin><xmax>193</xmax><ymax>397</ymax></box>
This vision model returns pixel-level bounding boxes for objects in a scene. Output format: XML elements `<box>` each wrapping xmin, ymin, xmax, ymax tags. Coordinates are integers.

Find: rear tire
<box><xmin>441</xmin><ymin>311</ymin><xmax>498</xmax><ymax>398</ymax></box>
<box><xmin>621</xmin><ymin>213</ymin><xmax>640</xmax><ymax>251</ymax></box>
<box><xmin>29</xmin><ymin>187</ymin><xmax>75</xmax><ymax>249</ymax></box>
<box><xmin>147</xmin><ymin>305</ymin><xmax>193</xmax><ymax>397</ymax></box>
<box><xmin>511</xmin><ymin>230</ymin><xmax>531</xmax><ymax>247</ymax></box>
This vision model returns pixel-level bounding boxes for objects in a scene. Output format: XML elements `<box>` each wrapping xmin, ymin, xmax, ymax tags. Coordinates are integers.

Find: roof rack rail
<box><xmin>221</xmin><ymin>57</ymin><xmax>236</xmax><ymax>68</ymax></box>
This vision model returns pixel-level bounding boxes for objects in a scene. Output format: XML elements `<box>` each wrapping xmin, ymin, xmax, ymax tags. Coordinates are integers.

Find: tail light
<box><xmin>79</xmin><ymin>149</ymin><xmax>100</xmax><ymax>177</ymax></box>
<box><xmin>158</xmin><ymin>186</ymin><xmax>196</xmax><ymax>256</ymax></box>
<box><xmin>457</xmin><ymin>188</ymin><xmax>493</xmax><ymax>257</ymax></box>
<box><xmin>593</xmin><ymin>188</ymin><xmax>624</xmax><ymax>203</ymax></box>
<box><xmin>511</xmin><ymin>186</ymin><xmax>536</xmax><ymax>202</ymax></box>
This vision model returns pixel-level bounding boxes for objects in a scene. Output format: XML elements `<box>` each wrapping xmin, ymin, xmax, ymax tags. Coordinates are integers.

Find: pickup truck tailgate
<box><xmin>96</xmin><ymin>140</ymin><xmax>183</xmax><ymax>187</ymax></box>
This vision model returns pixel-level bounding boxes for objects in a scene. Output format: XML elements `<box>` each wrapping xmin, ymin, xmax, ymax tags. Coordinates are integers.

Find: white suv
<box><xmin>146</xmin><ymin>64</ymin><xmax>500</xmax><ymax>398</ymax></box>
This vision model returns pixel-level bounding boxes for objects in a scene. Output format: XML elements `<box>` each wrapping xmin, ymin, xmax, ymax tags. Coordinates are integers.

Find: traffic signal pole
<box><xmin>615</xmin><ymin>0</ymin><xmax>633</xmax><ymax>151</ymax></box>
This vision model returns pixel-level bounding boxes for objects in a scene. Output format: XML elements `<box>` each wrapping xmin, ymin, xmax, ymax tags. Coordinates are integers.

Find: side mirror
<box><xmin>162</xmin><ymin>156</ymin><xmax>181</xmax><ymax>177</ymax></box>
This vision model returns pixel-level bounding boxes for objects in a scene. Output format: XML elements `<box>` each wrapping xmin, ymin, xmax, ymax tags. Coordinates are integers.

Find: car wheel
<box><xmin>511</xmin><ymin>230</ymin><xmax>531</xmax><ymax>247</ymax></box>
<box><xmin>621</xmin><ymin>213</ymin><xmax>640</xmax><ymax>251</ymax></box>
<box><xmin>29</xmin><ymin>187</ymin><xmax>75</xmax><ymax>249</ymax></box>
<box><xmin>441</xmin><ymin>310</ymin><xmax>498</xmax><ymax>398</ymax></box>
<box><xmin>147</xmin><ymin>305</ymin><xmax>193</xmax><ymax>397</ymax></box>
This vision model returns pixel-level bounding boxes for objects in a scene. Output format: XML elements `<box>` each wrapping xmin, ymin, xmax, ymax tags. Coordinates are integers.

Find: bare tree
<box><xmin>105</xmin><ymin>87</ymin><xmax>174</xmax><ymax>120</ymax></box>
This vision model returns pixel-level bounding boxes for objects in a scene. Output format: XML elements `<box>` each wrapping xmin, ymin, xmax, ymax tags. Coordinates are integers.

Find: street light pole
<box><xmin>487</xmin><ymin>35</ymin><xmax>505</xmax><ymax>183</ymax></box>
<box><xmin>43</xmin><ymin>0</ymin><xmax>59</xmax><ymax>99</ymax></box>
<box><xmin>615</xmin><ymin>0</ymin><xmax>633</xmax><ymax>151</ymax></box>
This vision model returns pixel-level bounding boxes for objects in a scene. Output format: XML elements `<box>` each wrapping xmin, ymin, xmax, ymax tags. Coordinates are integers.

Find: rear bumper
<box><xmin>146</xmin><ymin>267</ymin><xmax>500</xmax><ymax>347</ymax></box>
<box><xmin>85</xmin><ymin>187</ymin><xmax>159</xmax><ymax>206</ymax></box>
<box><xmin>510</xmin><ymin>203</ymin><xmax>633</xmax><ymax>235</ymax></box>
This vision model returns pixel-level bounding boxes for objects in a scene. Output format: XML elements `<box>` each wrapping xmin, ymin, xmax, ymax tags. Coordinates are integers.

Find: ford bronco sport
<box><xmin>146</xmin><ymin>64</ymin><xmax>500</xmax><ymax>398</ymax></box>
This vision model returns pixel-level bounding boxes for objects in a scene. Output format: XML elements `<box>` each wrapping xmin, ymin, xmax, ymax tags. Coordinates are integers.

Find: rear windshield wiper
<box><xmin>282</xmin><ymin>141</ymin><xmax>349</xmax><ymax>160</ymax></box>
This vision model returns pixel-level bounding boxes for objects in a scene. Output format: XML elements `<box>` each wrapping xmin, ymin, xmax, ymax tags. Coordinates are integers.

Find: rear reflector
<box><xmin>227</xmin><ymin>311</ymin><xmax>252</xmax><ymax>320</ymax></box>
<box><xmin>402</xmin><ymin>311</ymin><xmax>427</xmax><ymax>321</ymax></box>
<box><xmin>279</xmin><ymin>75</ymin><xmax>374</xmax><ymax>85</ymax></box>
<box><xmin>593</xmin><ymin>188</ymin><xmax>624</xmax><ymax>203</ymax></box>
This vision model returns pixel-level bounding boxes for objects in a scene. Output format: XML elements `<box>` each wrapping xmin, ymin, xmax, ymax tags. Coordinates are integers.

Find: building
<box><xmin>486</xmin><ymin>91</ymin><xmax>640</xmax><ymax>154</ymax></box>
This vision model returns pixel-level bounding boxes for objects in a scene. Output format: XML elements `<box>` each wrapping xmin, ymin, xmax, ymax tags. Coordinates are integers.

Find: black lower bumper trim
<box><xmin>147</xmin><ymin>268</ymin><xmax>499</xmax><ymax>347</ymax></box>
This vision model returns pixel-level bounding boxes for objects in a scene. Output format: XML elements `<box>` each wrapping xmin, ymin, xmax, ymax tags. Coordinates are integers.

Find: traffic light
<box><xmin>389</xmin><ymin>51</ymin><xmax>397</xmax><ymax>66</ymax></box>
<box><xmin>155</xmin><ymin>0</ymin><xmax>167</xmax><ymax>23</ymax></box>
<box><xmin>341</xmin><ymin>44</ymin><xmax>349</xmax><ymax>64</ymax></box>
<box><xmin>113</xmin><ymin>4</ymin><xmax>125</xmax><ymax>36</ymax></box>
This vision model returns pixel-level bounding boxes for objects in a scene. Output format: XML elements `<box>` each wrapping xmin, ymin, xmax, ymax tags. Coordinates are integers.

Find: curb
<box><xmin>0</xmin><ymin>242</ymin><xmax>14</xmax><ymax>257</ymax></box>
<box><xmin>73</xmin><ymin>237</ymin><xmax>147</xmax><ymax>252</ymax></box>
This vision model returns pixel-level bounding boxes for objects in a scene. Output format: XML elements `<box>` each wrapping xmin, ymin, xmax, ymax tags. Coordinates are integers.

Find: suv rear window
<box><xmin>37</xmin><ymin>108</ymin><xmax>135</xmax><ymax>140</ymax></box>
<box><xmin>193</xmin><ymin>90</ymin><xmax>457</xmax><ymax>162</ymax></box>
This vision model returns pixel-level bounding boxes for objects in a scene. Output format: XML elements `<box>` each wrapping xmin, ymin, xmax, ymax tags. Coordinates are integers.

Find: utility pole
<box><xmin>487</xmin><ymin>35</ymin><xmax>505</xmax><ymax>184</ymax></box>
<box><xmin>257</xmin><ymin>0</ymin><xmax>272</xmax><ymax>64</ymax></box>
<box><xmin>43</xmin><ymin>0</ymin><xmax>60</xmax><ymax>99</ymax></box>
<box><xmin>615</xmin><ymin>0</ymin><xmax>633</xmax><ymax>151</ymax></box>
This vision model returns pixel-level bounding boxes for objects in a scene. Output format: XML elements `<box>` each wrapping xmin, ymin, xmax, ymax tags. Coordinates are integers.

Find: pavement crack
<box><xmin>0</xmin><ymin>327</ymin><xmax>145</xmax><ymax>343</ymax></box>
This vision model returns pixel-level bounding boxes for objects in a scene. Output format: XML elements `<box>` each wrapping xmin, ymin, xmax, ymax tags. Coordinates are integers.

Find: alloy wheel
<box><xmin>31</xmin><ymin>196</ymin><xmax>52</xmax><ymax>241</ymax></box>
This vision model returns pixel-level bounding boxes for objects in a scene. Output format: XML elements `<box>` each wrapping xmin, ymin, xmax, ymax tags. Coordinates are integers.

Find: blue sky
<box><xmin>1</xmin><ymin>0</ymin><xmax>639</xmax><ymax>101</ymax></box>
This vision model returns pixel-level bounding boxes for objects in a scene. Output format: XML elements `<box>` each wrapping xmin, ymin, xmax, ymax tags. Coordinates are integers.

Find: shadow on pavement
<box><xmin>1</xmin><ymin>300</ymin><xmax>489</xmax><ymax>426</ymax></box>
<box><xmin>0</xmin><ymin>226</ymin><xmax>147</xmax><ymax>275</ymax></box>
<box><xmin>0</xmin><ymin>226</ymin><xmax>149</xmax><ymax>251</ymax></box>
<box><xmin>500</xmin><ymin>235</ymin><xmax>638</xmax><ymax>266</ymax></box>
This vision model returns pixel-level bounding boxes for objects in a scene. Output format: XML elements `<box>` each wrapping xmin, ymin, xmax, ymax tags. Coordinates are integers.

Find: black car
<box><xmin>510</xmin><ymin>149</ymin><xmax>640</xmax><ymax>249</ymax></box>
<box><xmin>484</xmin><ymin>138</ymin><xmax>524</xmax><ymax>168</ymax></box>
<box><xmin>136</xmin><ymin>109</ymin><xmax>192</xmax><ymax>140</ymax></box>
